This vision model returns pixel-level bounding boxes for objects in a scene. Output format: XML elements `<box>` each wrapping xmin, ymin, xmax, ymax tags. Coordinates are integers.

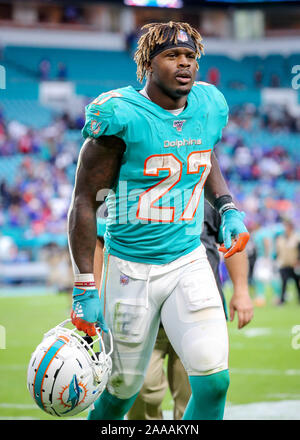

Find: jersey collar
<box><xmin>127</xmin><ymin>85</ymin><xmax>197</xmax><ymax>120</ymax></box>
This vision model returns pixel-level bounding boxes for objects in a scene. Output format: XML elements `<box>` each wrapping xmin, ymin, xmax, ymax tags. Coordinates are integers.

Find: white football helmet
<box><xmin>27</xmin><ymin>319</ymin><xmax>113</xmax><ymax>417</ymax></box>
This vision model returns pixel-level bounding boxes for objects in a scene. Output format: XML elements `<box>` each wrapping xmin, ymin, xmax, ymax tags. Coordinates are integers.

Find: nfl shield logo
<box><xmin>120</xmin><ymin>274</ymin><xmax>129</xmax><ymax>286</ymax></box>
<box><xmin>178</xmin><ymin>31</ymin><xmax>188</xmax><ymax>42</ymax></box>
<box><xmin>173</xmin><ymin>120</ymin><xmax>186</xmax><ymax>132</ymax></box>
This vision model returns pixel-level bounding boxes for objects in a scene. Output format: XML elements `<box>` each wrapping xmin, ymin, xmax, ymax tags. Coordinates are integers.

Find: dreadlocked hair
<box><xmin>134</xmin><ymin>21</ymin><xmax>204</xmax><ymax>83</ymax></box>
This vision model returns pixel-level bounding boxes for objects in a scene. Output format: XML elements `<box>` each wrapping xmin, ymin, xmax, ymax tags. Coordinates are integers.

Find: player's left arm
<box><xmin>93</xmin><ymin>236</ymin><xmax>104</xmax><ymax>291</ymax></box>
<box><xmin>225</xmin><ymin>249</ymin><xmax>254</xmax><ymax>329</ymax></box>
<box><xmin>205</xmin><ymin>152</ymin><xmax>250</xmax><ymax>258</ymax></box>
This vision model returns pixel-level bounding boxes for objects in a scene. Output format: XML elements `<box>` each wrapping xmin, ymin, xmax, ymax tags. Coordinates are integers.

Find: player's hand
<box><xmin>71</xmin><ymin>286</ymin><xmax>108</xmax><ymax>336</ymax></box>
<box><xmin>218</xmin><ymin>209</ymin><xmax>250</xmax><ymax>258</ymax></box>
<box><xmin>229</xmin><ymin>291</ymin><xmax>254</xmax><ymax>329</ymax></box>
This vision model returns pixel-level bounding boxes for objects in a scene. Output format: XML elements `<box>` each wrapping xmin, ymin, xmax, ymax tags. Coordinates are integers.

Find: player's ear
<box><xmin>145</xmin><ymin>60</ymin><xmax>153</xmax><ymax>74</ymax></box>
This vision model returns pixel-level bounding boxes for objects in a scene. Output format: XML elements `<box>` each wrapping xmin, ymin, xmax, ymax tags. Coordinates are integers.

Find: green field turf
<box><xmin>0</xmin><ymin>285</ymin><xmax>299</xmax><ymax>420</ymax></box>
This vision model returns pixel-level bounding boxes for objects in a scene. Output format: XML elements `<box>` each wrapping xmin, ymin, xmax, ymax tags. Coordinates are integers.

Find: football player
<box><xmin>68</xmin><ymin>21</ymin><xmax>250</xmax><ymax>420</ymax></box>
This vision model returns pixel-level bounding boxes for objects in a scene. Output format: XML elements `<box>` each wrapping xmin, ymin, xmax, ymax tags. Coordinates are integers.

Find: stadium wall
<box><xmin>0</xmin><ymin>26</ymin><xmax>300</xmax><ymax>55</ymax></box>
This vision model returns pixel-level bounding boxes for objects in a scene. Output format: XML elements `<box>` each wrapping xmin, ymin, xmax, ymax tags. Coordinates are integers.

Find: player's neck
<box><xmin>140</xmin><ymin>87</ymin><xmax>185</xmax><ymax>115</ymax></box>
<box><xmin>143</xmin><ymin>82</ymin><xmax>188</xmax><ymax>111</ymax></box>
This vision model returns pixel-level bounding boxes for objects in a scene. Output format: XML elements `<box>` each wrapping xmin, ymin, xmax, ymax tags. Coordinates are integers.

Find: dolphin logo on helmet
<box><xmin>63</xmin><ymin>374</ymin><xmax>81</xmax><ymax>413</ymax></box>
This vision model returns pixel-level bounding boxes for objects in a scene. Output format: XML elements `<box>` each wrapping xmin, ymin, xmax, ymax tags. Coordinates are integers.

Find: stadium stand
<box><xmin>0</xmin><ymin>41</ymin><xmax>299</xmax><ymax>287</ymax></box>
<box><xmin>3</xmin><ymin>44</ymin><xmax>299</xmax><ymax>96</ymax></box>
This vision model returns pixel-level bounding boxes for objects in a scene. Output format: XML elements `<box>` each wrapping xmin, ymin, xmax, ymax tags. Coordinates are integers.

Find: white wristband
<box><xmin>74</xmin><ymin>274</ymin><xmax>95</xmax><ymax>283</ymax></box>
<box><xmin>219</xmin><ymin>202</ymin><xmax>237</xmax><ymax>216</ymax></box>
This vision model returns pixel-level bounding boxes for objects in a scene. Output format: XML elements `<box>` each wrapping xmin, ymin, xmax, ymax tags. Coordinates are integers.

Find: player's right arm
<box><xmin>225</xmin><ymin>250</ymin><xmax>253</xmax><ymax>329</ymax></box>
<box><xmin>68</xmin><ymin>135</ymin><xmax>125</xmax><ymax>335</ymax></box>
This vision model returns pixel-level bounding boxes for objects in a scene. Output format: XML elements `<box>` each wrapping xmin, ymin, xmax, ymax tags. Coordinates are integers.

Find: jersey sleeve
<box><xmin>211</xmin><ymin>86</ymin><xmax>229</xmax><ymax>143</ymax></box>
<box><xmin>194</xmin><ymin>82</ymin><xmax>229</xmax><ymax>145</ymax></box>
<box><xmin>82</xmin><ymin>91</ymin><xmax>126</xmax><ymax>140</ymax></box>
<box><xmin>96</xmin><ymin>216</ymin><xmax>106</xmax><ymax>238</ymax></box>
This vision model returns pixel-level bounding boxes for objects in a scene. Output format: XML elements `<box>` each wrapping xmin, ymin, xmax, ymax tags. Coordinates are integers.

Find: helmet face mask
<box><xmin>27</xmin><ymin>319</ymin><xmax>113</xmax><ymax>417</ymax></box>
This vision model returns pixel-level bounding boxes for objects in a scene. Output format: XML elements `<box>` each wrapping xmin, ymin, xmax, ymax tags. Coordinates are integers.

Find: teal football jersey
<box><xmin>253</xmin><ymin>224</ymin><xmax>285</xmax><ymax>260</ymax></box>
<box><xmin>97</xmin><ymin>216</ymin><xmax>106</xmax><ymax>238</ymax></box>
<box><xmin>82</xmin><ymin>82</ymin><xmax>228</xmax><ymax>264</ymax></box>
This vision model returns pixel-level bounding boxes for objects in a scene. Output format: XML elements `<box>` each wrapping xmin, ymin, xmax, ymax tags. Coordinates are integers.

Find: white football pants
<box><xmin>100</xmin><ymin>245</ymin><xmax>229</xmax><ymax>399</ymax></box>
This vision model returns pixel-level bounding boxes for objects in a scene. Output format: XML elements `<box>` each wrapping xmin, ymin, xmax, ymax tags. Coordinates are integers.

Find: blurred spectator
<box><xmin>207</xmin><ymin>67</ymin><xmax>220</xmax><ymax>86</ymax></box>
<box><xmin>57</xmin><ymin>62</ymin><xmax>68</xmax><ymax>81</ymax></box>
<box><xmin>254</xmin><ymin>69</ymin><xmax>263</xmax><ymax>88</ymax></box>
<box><xmin>0</xmin><ymin>234</ymin><xmax>17</xmax><ymax>262</ymax></box>
<box><xmin>251</xmin><ymin>223</ymin><xmax>272</xmax><ymax>306</ymax></box>
<box><xmin>7</xmin><ymin>120</ymin><xmax>27</xmax><ymax>141</ymax></box>
<box><xmin>270</xmin><ymin>73</ymin><xmax>280</xmax><ymax>88</ymax></box>
<box><xmin>63</xmin><ymin>6</ymin><xmax>82</xmax><ymax>24</ymax></box>
<box><xmin>0</xmin><ymin>180</ymin><xmax>10</xmax><ymax>208</ymax></box>
<box><xmin>18</xmin><ymin>129</ymin><xmax>34</xmax><ymax>154</ymax></box>
<box><xmin>40</xmin><ymin>243</ymin><xmax>73</xmax><ymax>293</ymax></box>
<box><xmin>38</xmin><ymin>59</ymin><xmax>51</xmax><ymax>81</ymax></box>
<box><xmin>245</xmin><ymin>221</ymin><xmax>257</xmax><ymax>287</ymax></box>
<box><xmin>0</xmin><ymin>106</ymin><xmax>4</xmax><ymax>124</ymax></box>
<box><xmin>250</xmin><ymin>221</ymin><xmax>284</xmax><ymax>306</ymax></box>
<box><xmin>276</xmin><ymin>219</ymin><xmax>300</xmax><ymax>305</ymax></box>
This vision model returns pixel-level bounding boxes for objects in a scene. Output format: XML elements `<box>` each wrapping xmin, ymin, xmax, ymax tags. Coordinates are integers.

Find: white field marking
<box><xmin>0</xmin><ymin>287</ymin><xmax>55</xmax><ymax>298</ymax></box>
<box><xmin>229</xmin><ymin>343</ymin><xmax>246</xmax><ymax>349</ymax></box>
<box><xmin>0</xmin><ymin>364</ymin><xmax>27</xmax><ymax>371</ymax></box>
<box><xmin>268</xmin><ymin>393</ymin><xmax>300</xmax><ymax>399</ymax></box>
<box><xmin>0</xmin><ymin>416</ymin><xmax>86</xmax><ymax>420</ymax></box>
<box><xmin>0</xmin><ymin>402</ymin><xmax>89</xmax><ymax>413</ymax></box>
<box><xmin>230</xmin><ymin>327</ymin><xmax>289</xmax><ymax>338</ymax></box>
<box><xmin>0</xmin><ymin>403</ymin><xmax>37</xmax><ymax>409</ymax></box>
<box><xmin>0</xmin><ymin>417</ymin><xmax>38</xmax><ymax>420</ymax></box>
<box><xmin>242</xmin><ymin>328</ymin><xmax>273</xmax><ymax>338</ymax></box>
<box><xmin>285</xmin><ymin>370</ymin><xmax>300</xmax><ymax>375</ymax></box>
<box><xmin>229</xmin><ymin>342</ymin><xmax>284</xmax><ymax>350</ymax></box>
<box><xmin>224</xmin><ymin>400</ymin><xmax>300</xmax><ymax>420</ymax></box>
<box><xmin>0</xmin><ymin>403</ymin><xmax>88</xmax><ymax>420</ymax></box>
<box><xmin>162</xmin><ymin>410</ymin><xmax>173</xmax><ymax>420</ymax></box>
<box><xmin>230</xmin><ymin>368</ymin><xmax>300</xmax><ymax>376</ymax></box>
<box><xmin>1</xmin><ymin>403</ymin><xmax>299</xmax><ymax>421</ymax></box>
